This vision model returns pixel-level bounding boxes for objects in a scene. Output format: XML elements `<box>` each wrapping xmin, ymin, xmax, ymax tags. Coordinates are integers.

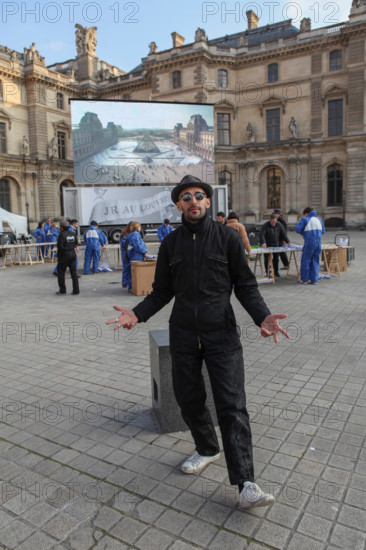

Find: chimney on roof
<box><xmin>171</xmin><ymin>32</ymin><xmax>185</xmax><ymax>48</ymax></box>
<box><xmin>246</xmin><ymin>10</ymin><xmax>259</xmax><ymax>30</ymax></box>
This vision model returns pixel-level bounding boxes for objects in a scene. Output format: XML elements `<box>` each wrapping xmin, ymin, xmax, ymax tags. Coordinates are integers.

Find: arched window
<box><xmin>172</xmin><ymin>71</ymin><xmax>181</xmax><ymax>89</ymax></box>
<box><xmin>327</xmin><ymin>164</ymin><xmax>343</xmax><ymax>206</ymax></box>
<box><xmin>330</xmin><ymin>50</ymin><xmax>342</xmax><ymax>72</ymax></box>
<box><xmin>0</xmin><ymin>178</ymin><xmax>10</xmax><ymax>211</ymax></box>
<box><xmin>268</xmin><ymin>63</ymin><xmax>278</xmax><ymax>83</ymax></box>
<box><xmin>218</xmin><ymin>69</ymin><xmax>228</xmax><ymax>88</ymax></box>
<box><xmin>267</xmin><ymin>167</ymin><xmax>281</xmax><ymax>209</ymax></box>
<box><xmin>219</xmin><ymin>171</ymin><xmax>232</xmax><ymax>210</ymax></box>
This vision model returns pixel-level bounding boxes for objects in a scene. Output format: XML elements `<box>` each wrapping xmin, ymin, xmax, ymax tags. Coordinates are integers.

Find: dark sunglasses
<box><xmin>180</xmin><ymin>191</ymin><xmax>206</xmax><ymax>203</ymax></box>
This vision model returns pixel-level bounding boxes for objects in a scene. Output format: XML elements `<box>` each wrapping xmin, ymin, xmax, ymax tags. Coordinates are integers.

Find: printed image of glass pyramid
<box><xmin>133</xmin><ymin>135</ymin><xmax>161</xmax><ymax>154</ymax></box>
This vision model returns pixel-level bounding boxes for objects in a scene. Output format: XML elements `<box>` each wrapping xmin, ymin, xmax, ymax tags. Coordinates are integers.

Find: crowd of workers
<box><xmin>215</xmin><ymin>207</ymin><xmax>325</xmax><ymax>284</ymax></box>
<box><xmin>33</xmin><ymin>217</ymin><xmax>109</xmax><ymax>294</ymax></box>
<box><xmin>33</xmin><ymin>201</ymin><xmax>325</xmax><ymax>295</ymax></box>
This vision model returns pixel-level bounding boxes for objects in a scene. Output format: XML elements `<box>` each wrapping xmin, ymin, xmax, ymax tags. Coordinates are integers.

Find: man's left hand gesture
<box><xmin>261</xmin><ymin>314</ymin><xmax>290</xmax><ymax>343</ymax></box>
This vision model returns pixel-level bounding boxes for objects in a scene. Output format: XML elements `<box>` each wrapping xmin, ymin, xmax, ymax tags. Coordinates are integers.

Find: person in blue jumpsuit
<box><xmin>126</xmin><ymin>222</ymin><xmax>148</xmax><ymax>262</ymax></box>
<box><xmin>95</xmin><ymin>223</ymin><xmax>108</xmax><ymax>247</ymax></box>
<box><xmin>157</xmin><ymin>219</ymin><xmax>173</xmax><ymax>242</ymax></box>
<box><xmin>43</xmin><ymin>217</ymin><xmax>51</xmax><ymax>232</ymax></box>
<box><xmin>296</xmin><ymin>207</ymin><xmax>325</xmax><ymax>284</ymax></box>
<box><xmin>42</xmin><ymin>218</ymin><xmax>51</xmax><ymax>257</ymax></box>
<box><xmin>45</xmin><ymin>222</ymin><xmax>59</xmax><ymax>259</ymax></box>
<box><xmin>83</xmin><ymin>220</ymin><xmax>101</xmax><ymax>274</ymax></box>
<box><xmin>33</xmin><ymin>221</ymin><xmax>45</xmax><ymax>260</ymax></box>
<box><xmin>120</xmin><ymin>222</ymin><xmax>132</xmax><ymax>289</ymax></box>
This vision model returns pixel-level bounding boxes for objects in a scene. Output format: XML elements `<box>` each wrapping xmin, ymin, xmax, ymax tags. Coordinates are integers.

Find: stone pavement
<box><xmin>0</xmin><ymin>230</ymin><xmax>365</xmax><ymax>550</ymax></box>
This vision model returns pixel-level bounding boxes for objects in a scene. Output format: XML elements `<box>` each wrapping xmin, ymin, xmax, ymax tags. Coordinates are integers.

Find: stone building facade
<box><xmin>1</xmin><ymin>3</ymin><xmax>366</xmax><ymax>228</ymax></box>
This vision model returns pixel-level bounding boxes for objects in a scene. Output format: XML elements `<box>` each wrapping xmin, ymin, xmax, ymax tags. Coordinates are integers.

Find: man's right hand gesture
<box><xmin>106</xmin><ymin>306</ymin><xmax>138</xmax><ymax>330</ymax></box>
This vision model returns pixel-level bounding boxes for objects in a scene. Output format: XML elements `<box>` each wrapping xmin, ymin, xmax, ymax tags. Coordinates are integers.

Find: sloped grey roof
<box><xmin>130</xmin><ymin>63</ymin><xmax>143</xmax><ymax>74</ymax></box>
<box><xmin>208</xmin><ymin>19</ymin><xmax>299</xmax><ymax>48</ymax></box>
<box><xmin>125</xmin><ymin>19</ymin><xmax>299</xmax><ymax>76</ymax></box>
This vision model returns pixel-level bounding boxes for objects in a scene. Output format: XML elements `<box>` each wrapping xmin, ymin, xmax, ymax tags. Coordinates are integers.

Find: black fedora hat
<box><xmin>171</xmin><ymin>175</ymin><xmax>213</xmax><ymax>204</ymax></box>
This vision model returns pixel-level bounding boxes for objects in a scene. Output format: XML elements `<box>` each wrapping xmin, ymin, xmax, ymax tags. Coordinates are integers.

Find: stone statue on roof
<box><xmin>195</xmin><ymin>28</ymin><xmax>207</xmax><ymax>42</ymax></box>
<box><xmin>148</xmin><ymin>42</ymin><xmax>158</xmax><ymax>54</ymax></box>
<box><xmin>75</xmin><ymin>24</ymin><xmax>97</xmax><ymax>55</ymax></box>
<box><xmin>23</xmin><ymin>43</ymin><xmax>45</xmax><ymax>64</ymax></box>
<box><xmin>300</xmin><ymin>18</ymin><xmax>311</xmax><ymax>32</ymax></box>
<box><xmin>238</xmin><ymin>34</ymin><xmax>248</xmax><ymax>47</ymax></box>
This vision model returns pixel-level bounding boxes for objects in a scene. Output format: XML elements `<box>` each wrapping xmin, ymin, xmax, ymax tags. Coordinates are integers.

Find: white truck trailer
<box><xmin>63</xmin><ymin>184</ymin><xmax>228</xmax><ymax>242</ymax></box>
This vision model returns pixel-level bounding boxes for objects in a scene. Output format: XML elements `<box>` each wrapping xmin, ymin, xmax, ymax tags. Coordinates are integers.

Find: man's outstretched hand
<box><xmin>261</xmin><ymin>314</ymin><xmax>290</xmax><ymax>343</ymax></box>
<box><xmin>106</xmin><ymin>306</ymin><xmax>138</xmax><ymax>330</ymax></box>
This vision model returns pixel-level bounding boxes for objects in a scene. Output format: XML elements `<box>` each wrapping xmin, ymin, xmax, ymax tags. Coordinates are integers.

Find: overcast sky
<box><xmin>0</xmin><ymin>0</ymin><xmax>351</xmax><ymax>73</ymax></box>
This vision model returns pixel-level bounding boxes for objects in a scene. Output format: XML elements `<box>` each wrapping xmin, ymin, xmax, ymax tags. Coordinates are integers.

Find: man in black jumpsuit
<box><xmin>56</xmin><ymin>220</ymin><xmax>79</xmax><ymax>295</ymax></box>
<box><xmin>107</xmin><ymin>176</ymin><xmax>289</xmax><ymax>508</ymax></box>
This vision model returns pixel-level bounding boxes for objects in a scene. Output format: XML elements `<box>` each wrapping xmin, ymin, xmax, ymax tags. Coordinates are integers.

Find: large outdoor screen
<box><xmin>70</xmin><ymin>99</ymin><xmax>215</xmax><ymax>185</ymax></box>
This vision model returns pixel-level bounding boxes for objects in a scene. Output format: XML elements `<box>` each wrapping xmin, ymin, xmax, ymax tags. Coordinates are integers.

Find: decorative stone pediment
<box><xmin>259</xmin><ymin>96</ymin><xmax>286</xmax><ymax>116</ymax></box>
<box><xmin>0</xmin><ymin>108</ymin><xmax>12</xmax><ymax>129</ymax></box>
<box><xmin>52</xmin><ymin>120</ymin><xmax>71</xmax><ymax>139</ymax></box>
<box><xmin>321</xmin><ymin>84</ymin><xmax>348</xmax><ymax>107</ymax></box>
<box><xmin>215</xmin><ymin>99</ymin><xmax>238</xmax><ymax>119</ymax></box>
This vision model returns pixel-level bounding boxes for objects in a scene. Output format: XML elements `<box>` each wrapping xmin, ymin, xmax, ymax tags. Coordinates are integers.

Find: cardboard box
<box><xmin>323</xmin><ymin>247</ymin><xmax>347</xmax><ymax>272</ymax></box>
<box><xmin>131</xmin><ymin>260</ymin><xmax>157</xmax><ymax>296</ymax></box>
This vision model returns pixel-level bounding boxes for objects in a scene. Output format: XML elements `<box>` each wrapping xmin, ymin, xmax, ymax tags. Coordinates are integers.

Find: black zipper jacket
<box><xmin>259</xmin><ymin>221</ymin><xmax>289</xmax><ymax>247</ymax></box>
<box><xmin>133</xmin><ymin>214</ymin><xmax>270</xmax><ymax>333</ymax></box>
<box><xmin>57</xmin><ymin>229</ymin><xmax>78</xmax><ymax>258</ymax></box>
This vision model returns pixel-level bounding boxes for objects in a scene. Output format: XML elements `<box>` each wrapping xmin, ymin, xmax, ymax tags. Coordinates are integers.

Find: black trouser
<box><xmin>264</xmin><ymin>252</ymin><xmax>279</xmax><ymax>274</ymax></box>
<box><xmin>279</xmin><ymin>252</ymin><xmax>289</xmax><ymax>267</ymax></box>
<box><xmin>170</xmin><ymin>326</ymin><xmax>254</xmax><ymax>485</ymax></box>
<box><xmin>57</xmin><ymin>253</ymin><xmax>79</xmax><ymax>294</ymax></box>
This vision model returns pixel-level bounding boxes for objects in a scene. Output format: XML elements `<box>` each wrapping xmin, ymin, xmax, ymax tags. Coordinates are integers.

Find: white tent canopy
<box><xmin>0</xmin><ymin>207</ymin><xmax>28</xmax><ymax>236</ymax></box>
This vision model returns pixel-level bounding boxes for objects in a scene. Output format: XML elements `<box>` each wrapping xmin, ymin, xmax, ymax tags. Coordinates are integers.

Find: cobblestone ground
<box><xmin>0</xmin><ymin>230</ymin><xmax>365</xmax><ymax>550</ymax></box>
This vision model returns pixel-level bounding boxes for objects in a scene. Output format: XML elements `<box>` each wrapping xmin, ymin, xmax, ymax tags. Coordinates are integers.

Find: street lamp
<box><xmin>342</xmin><ymin>190</ymin><xmax>347</xmax><ymax>231</ymax></box>
<box><xmin>25</xmin><ymin>202</ymin><xmax>30</xmax><ymax>234</ymax></box>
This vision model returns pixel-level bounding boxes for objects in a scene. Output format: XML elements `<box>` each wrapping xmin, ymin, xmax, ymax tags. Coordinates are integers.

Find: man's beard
<box><xmin>185</xmin><ymin>206</ymin><xmax>206</xmax><ymax>222</ymax></box>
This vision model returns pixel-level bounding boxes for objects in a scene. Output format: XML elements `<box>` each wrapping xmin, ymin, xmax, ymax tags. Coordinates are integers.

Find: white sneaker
<box><xmin>181</xmin><ymin>452</ymin><xmax>220</xmax><ymax>474</ymax></box>
<box><xmin>239</xmin><ymin>481</ymin><xmax>275</xmax><ymax>508</ymax></box>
